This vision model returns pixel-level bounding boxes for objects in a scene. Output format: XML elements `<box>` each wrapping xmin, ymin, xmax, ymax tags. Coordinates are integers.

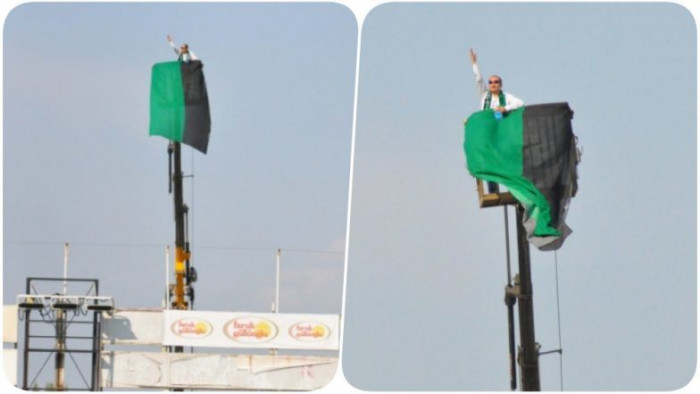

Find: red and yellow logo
<box><xmin>171</xmin><ymin>318</ymin><xmax>213</xmax><ymax>339</ymax></box>
<box><xmin>289</xmin><ymin>321</ymin><xmax>331</xmax><ymax>342</ymax></box>
<box><xmin>224</xmin><ymin>317</ymin><xmax>278</xmax><ymax>343</ymax></box>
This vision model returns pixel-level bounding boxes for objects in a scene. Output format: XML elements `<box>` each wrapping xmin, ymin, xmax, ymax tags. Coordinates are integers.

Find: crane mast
<box><xmin>169</xmin><ymin>141</ymin><xmax>191</xmax><ymax>310</ymax></box>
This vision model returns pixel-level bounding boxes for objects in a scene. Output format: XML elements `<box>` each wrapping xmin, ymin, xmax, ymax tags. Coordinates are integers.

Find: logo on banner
<box><xmin>224</xmin><ymin>317</ymin><xmax>278</xmax><ymax>343</ymax></box>
<box><xmin>289</xmin><ymin>321</ymin><xmax>331</xmax><ymax>342</ymax></box>
<box><xmin>171</xmin><ymin>318</ymin><xmax>213</xmax><ymax>338</ymax></box>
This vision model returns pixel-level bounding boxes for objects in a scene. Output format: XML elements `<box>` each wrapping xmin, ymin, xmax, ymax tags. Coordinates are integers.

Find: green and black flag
<box><xmin>150</xmin><ymin>60</ymin><xmax>211</xmax><ymax>154</ymax></box>
<box><xmin>464</xmin><ymin>103</ymin><xmax>578</xmax><ymax>250</ymax></box>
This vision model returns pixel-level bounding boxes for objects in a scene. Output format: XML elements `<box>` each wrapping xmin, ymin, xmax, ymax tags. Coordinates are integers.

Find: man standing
<box><xmin>167</xmin><ymin>35</ymin><xmax>198</xmax><ymax>62</ymax></box>
<box><xmin>469</xmin><ymin>48</ymin><xmax>523</xmax><ymax>116</ymax></box>
<box><xmin>469</xmin><ymin>48</ymin><xmax>524</xmax><ymax>193</ymax></box>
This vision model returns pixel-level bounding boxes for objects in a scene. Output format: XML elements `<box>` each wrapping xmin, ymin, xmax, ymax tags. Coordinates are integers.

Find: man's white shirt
<box><xmin>169</xmin><ymin>40</ymin><xmax>199</xmax><ymax>62</ymax></box>
<box><xmin>472</xmin><ymin>63</ymin><xmax>524</xmax><ymax>111</ymax></box>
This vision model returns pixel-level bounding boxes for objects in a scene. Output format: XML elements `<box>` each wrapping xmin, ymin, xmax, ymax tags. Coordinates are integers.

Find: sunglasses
<box><xmin>488</xmin><ymin>80</ymin><xmax>502</xmax><ymax>84</ymax></box>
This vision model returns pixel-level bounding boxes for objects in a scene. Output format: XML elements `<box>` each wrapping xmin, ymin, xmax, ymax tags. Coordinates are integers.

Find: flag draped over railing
<box><xmin>464</xmin><ymin>103</ymin><xmax>578</xmax><ymax>250</ymax></box>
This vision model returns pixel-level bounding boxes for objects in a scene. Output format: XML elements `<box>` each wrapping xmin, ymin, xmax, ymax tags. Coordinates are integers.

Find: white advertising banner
<box><xmin>102</xmin><ymin>308</ymin><xmax>163</xmax><ymax>345</ymax></box>
<box><xmin>101</xmin><ymin>352</ymin><xmax>338</xmax><ymax>390</ymax></box>
<box><xmin>162</xmin><ymin>310</ymin><xmax>340</xmax><ymax>350</ymax></box>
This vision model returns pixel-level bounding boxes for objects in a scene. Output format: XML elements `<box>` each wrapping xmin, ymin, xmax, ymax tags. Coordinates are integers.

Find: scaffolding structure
<box><xmin>16</xmin><ymin>277</ymin><xmax>113</xmax><ymax>391</ymax></box>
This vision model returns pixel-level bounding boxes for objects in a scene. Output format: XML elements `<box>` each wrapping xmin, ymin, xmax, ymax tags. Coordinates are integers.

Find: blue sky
<box><xmin>2</xmin><ymin>1</ymin><xmax>699</xmax><ymax>393</ymax></box>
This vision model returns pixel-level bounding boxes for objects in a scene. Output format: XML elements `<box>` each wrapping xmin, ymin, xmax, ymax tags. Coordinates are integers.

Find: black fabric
<box><xmin>180</xmin><ymin>61</ymin><xmax>211</xmax><ymax>154</ymax></box>
<box><xmin>521</xmin><ymin>103</ymin><xmax>577</xmax><ymax>232</ymax></box>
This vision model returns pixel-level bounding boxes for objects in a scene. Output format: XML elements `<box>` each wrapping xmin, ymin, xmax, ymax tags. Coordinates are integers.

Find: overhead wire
<box><xmin>5</xmin><ymin>240</ymin><xmax>341</xmax><ymax>255</ymax></box>
<box><xmin>554</xmin><ymin>250</ymin><xmax>564</xmax><ymax>391</ymax></box>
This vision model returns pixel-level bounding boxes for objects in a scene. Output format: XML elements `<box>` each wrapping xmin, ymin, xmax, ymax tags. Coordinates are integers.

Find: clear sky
<box><xmin>343</xmin><ymin>1</ymin><xmax>697</xmax><ymax>392</ymax></box>
<box><xmin>2</xmin><ymin>1</ymin><xmax>699</xmax><ymax>393</ymax></box>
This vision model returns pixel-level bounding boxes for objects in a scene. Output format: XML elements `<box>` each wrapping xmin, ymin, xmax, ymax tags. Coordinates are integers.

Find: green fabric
<box><xmin>464</xmin><ymin>108</ymin><xmax>560</xmax><ymax>237</ymax></box>
<box><xmin>150</xmin><ymin>61</ymin><xmax>185</xmax><ymax>142</ymax></box>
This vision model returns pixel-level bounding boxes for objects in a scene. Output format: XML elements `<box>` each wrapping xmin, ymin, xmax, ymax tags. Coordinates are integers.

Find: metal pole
<box><xmin>63</xmin><ymin>243</ymin><xmax>69</xmax><ymax>295</ymax></box>
<box><xmin>22</xmin><ymin>278</ymin><xmax>31</xmax><ymax>390</ymax></box>
<box><xmin>504</xmin><ymin>207</ymin><xmax>512</xmax><ymax>282</ymax></box>
<box><xmin>165</xmin><ymin>246</ymin><xmax>170</xmax><ymax>309</ymax></box>
<box><xmin>275</xmin><ymin>249</ymin><xmax>281</xmax><ymax>313</ymax></box>
<box><xmin>91</xmin><ymin>280</ymin><xmax>101</xmax><ymax>391</ymax></box>
<box><xmin>56</xmin><ymin>309</ymin><xmax>66</xmax><ymax>391</ymax></box>
<box><xmin>515</xmin><ymin>205</ymin><xmax>541</xmax><ymax>391</ymax></box>
<box><xmin>91</xmin><ymin>313</ymin><xmax>101</xmax><ymax>391</ymax></box>
<box><xmin>504</xmin><ymin>207</ymin><xmax>517</xmax><ymax>391</ymax></box>
<box><xmin>270</xmin><ymin>249</ymin><xmax>282</xmax><ymax>357</ymax></box>
<box><xmin>507</xmin><ymin>295</ymin><xmax>517</xmax><ymax>390</ymax></box>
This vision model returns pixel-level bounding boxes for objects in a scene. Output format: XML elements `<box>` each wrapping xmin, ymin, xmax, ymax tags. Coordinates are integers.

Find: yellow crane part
<box><xmin>172</xmin><ymin>246</ymin><xmax>191</xmax><ymax>310</ymax></box>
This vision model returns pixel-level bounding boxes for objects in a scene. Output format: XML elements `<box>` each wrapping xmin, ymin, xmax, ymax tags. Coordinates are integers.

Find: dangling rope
<box><xmin>554</xmin><ymin>250</ymin><xmax>564</xmax><ymax>391</ymax></box>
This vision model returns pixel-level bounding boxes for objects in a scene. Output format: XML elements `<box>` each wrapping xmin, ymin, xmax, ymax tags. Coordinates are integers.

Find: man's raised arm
<box><xmin>470</xmin><ymin>48</ymin><xmax>486</xmax><ymax>100</ymax></box>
